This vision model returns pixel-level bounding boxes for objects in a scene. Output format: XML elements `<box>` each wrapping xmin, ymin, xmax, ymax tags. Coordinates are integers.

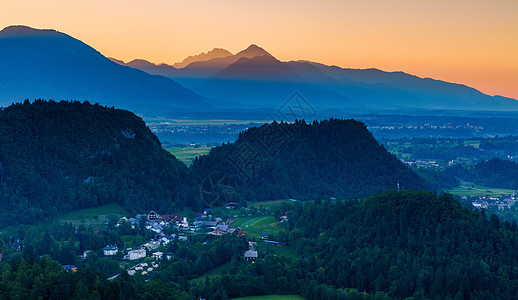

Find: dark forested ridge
<box><xmin>186</xmin><ymin>119</ymin><xmax>429</xmax><ymax>209</ymax></box>
<box><xmin>287</xmin><ymin>191</ymin><xmax>518</xmax><ymax>299</ymax></box>
<box><xmin>0</xmin><ymin>100</ymin><xmax>186</xmax><ymax>227</ymax></box>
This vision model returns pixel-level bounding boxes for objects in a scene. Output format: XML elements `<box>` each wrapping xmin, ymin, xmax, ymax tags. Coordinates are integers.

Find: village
<box><xmin>59</xmin><ymin>202</ymin><xmax>289</xmax><ymax>279</ymax></box>
<box><xmin>463</xmin><ymin>193</ymin><xmax>517</xmax><ymax>211</ymax></box>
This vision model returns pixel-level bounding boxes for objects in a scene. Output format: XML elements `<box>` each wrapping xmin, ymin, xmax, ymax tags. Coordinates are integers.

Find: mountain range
<box><xmin>1</xmin><ymin>25</ymin><xmax>517</xmax><ymax>117</ymax></box>
<box><xmin>113</xmin><ymin>45</ymin><xmax>518</xmax><ymax>114</ymax></box>
<box><xmin>0</xmin><ymin>25</ymin><xmax>209</xmax><ymax>116</ymax></box>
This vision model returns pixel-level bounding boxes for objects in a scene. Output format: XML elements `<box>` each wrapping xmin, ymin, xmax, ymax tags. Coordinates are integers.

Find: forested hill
<box><xmin>288</xmin><ymin>191</ymin><xmax>518</xmax><ymax>299</ymax></box>
<box><xmin>447</xmin><ymin>158</ymin><xmax>518</xmax><ymax>190</ymax></box>
<box><xmin>187</xmin><ymin>119</ymin><xmax>429</xmax><ymax>208</ymax></box>
<box><xmin>0</xmin><ymin>100</ymin><xmax>187</xmax><ymax>227</ymax></box>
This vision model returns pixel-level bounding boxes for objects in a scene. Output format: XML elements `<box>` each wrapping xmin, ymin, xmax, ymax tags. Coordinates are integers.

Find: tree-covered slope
<box><xmin>288</xmin><ymin>191</ymin><xmax>518</xmax><ymax>299</ymax></box>
<box><xmin>187</xmin><ymin>119</ymin><xmax>429</xmax><ymax>209</ymax></box>
<box><xmin>0</xmin><ymin>100</ymin><xmax>187</xmax><ymax>227</ymax></box>
<box><xmin>447</xmin><ymin>158</ymin><xmax>518</xmax><ymax>190</ymax></box>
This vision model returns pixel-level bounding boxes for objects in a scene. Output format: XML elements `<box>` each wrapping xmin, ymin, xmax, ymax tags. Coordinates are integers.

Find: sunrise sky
<box><xmin>1</xmin><ymin>0</ymin><xmax>517</xmax><ymax>99</ymax></box>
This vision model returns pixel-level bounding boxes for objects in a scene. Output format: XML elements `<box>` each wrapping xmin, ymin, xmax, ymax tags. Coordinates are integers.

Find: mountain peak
<box><xmin>237</xmin><ymin>44</ymin><xmax>271</xmax><ymax>58</ymax></box>
<box><xmin>0</xmin><ymin>25</ymin><xmax>62</xmax><ymax>38</ymax></box>
<box><xmin>173</xmin><ymin>48</ymin><xmax>233</xmax><ymax>68</ymax></box>
<box><xmin>126</xmin><ymin>59</ymin><xmax>157</xmax><ymax>68</ymax></box>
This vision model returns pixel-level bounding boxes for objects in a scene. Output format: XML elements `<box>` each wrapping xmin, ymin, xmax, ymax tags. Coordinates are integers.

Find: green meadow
<box><xmin>165</xmin><ymin>146</ymin><xmax>212</xmax><ymax>165</ymax></box>
<box><xmin>54</xmin><ymin>203</ymin><xmax>129</xmax><ymax>227</ymax></box>
<box><xmin>448</xmin><ymin>181</ymin><xmax>516</xmax><ymax>197</ymax></box>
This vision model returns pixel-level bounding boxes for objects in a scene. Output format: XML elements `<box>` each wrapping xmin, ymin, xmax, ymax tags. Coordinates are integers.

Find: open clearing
<box><xmin>256</xmin><ymin>243</ymin><xmax>298</xmax><ymax>260</ymax></box>
<box><xmin>165</xmin><ymin>146</ymin><xmax>212</xmax><ymax>165</ymax></box>
<box><xmin>55</xmin><ymin>203</ymin><xmax>129</xmax><ymax>227</ymax></box>
<box><xmin>448</xmin><ymin>181</ymin><xmax>516</xmax><ymax>197</ymax></box>
<box><xmin>190</xmin><ymin>263</ymin><xmax>230</xmax><ymax>284</ymax></box>
<box><xmin>232</xmin><ymin>216</ymin><xmax>287</xmax><ymax>238</ymax></box>
<box><xmin>247</xmin><ymin>199</ymin><xmax>293</xmax><ymax>209</ymax></box>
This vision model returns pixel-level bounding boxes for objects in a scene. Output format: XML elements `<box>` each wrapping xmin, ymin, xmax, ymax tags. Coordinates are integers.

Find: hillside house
<box><xmin>125</xmin><ymin>249</ymin><xmax>146</xmax><ymax>260</ymax></box>
<box><xmin>103</xmin><ymin>244</ymin><xmax>118</xmax><ymax>256</ymax></box>
<box><xmin>152</xmin><ymin>251</ymin><xmax>164</xmax><ymax>259</ymax></box>
<box><xmin>244</xmin><ymin>250</ymin><xmax>258</xmax><ymax>261</ymax></box>
<box><xmin>147</xmin><ymin>211</ymin><xmax>158</xmax><ymax>220</ymax></box>
<box><xmin>195</xmin><ymin>220</ymin><xmax>218</xmax><ymax>227</ymax></box>
<box><xmin>213</xmin><ymin>224</ymin><xmax>230</xmax><ymax>235</ymax></box>
<box><xmin>62</xmin><ymin>265</ymin><xmax>78</xmax><ymax>272</ymax></box>
<box><xmin>160</xmin><ymin>214</ymin><xmax>181</xmax><ymax>222</ymax></box>
<box><xmin>226</xmin><ymin>202</ymin><xmax>239</xmax><ymax>209</ymax></box>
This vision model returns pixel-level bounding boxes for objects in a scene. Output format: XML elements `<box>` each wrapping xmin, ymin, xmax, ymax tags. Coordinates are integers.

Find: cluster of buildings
<box><xmin>117</xmin><ymin>210</ymin><xmax>241</xmax><ymax>236</ymax></box>
<box><xmin>102</xmin><ymin>210</ymin><xmax>244</xmax><ymax>263</ymax></box>
<box><xmin>463</xmin><ymin>194</ymin><xmax>517</xmax><ymax>210</ymax></box>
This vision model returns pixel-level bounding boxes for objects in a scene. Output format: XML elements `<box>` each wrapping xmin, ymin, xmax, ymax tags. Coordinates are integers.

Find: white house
<box><xmin>244</xmin><ymin>250</ymin><xmax>258</xmax><ymax>261</ymax></box>
<box><xmin>126</xmin><ymin>249</ymin><xmax>146</xmax><ymax>260</ymax></box>
<box><xmin>152</xmin><ymin>251</ymin><xmax>164</xmax><ymax>259</ymax></box>
<box><xmin>147</xmin><ymin>211</ymin><xmax>158</xmax><ymax>220</ymax></box>
<box><xmin>103</xmin><ymin>244</ymin><xmax>118</xmax><ymax>256</ymax></box>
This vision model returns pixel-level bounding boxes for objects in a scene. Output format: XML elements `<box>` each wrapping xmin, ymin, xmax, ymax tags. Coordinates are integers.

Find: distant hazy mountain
<box><xmin>0</xmin><ymin>25</ymin><xmax>210</xmax><ymax>115</ymax></box>
<box><xmin>307</xmin><ymin>62</ymin><xmax>518</xmax><ymax>111</ymax></box>
<box><xmin>183</xmin><ymin>44</ymin><xmax>272</xmax><ymax>75</ymax></box>
<box><xmin>173</xmin><ymin>48</ymin><xmax>233</xmax><ymax>68</ymax></box>
<box><xmin>119</xmin><ymin>44</ymin><xmax>518</xmax><ymax>113</ymax></box>
<box><xmin>113</xmin><ymin>44</ymin><xmax>275</xmax><ymax>88</ymax></box>
<box><xmin>194</xmin><ymin>55</ymin><xmax>362</xmax><ymax>109</ymax></box>
<box><xmin>3</xmin><ymin>25</ymin><xmax>515</xmax><ymax>116</ymax></box>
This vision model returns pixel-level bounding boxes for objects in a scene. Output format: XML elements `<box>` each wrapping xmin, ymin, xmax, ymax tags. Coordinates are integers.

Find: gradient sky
<box><xmin>1</xmin><ymin>0</ymin><xmax>517</xmax><ymax>99</ymax></box>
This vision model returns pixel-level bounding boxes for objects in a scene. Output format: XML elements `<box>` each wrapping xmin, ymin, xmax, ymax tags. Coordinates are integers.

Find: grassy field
<box><xmin>0</xmin><ymin>225</ymin><xmax>19</xmax><ymax>234</ymax></box>
<box><xmin>231</xmin><ymin>295</ymin><xmax>305</xmax><ymax>300</ymax></box>
<box><xmin>256</xmin><ymin>243</ymin><xmax>298</xmax><ymax>260</ymax></box>
<box><xmin>247</xmin><ymin>199</ymin><xmax>293</xmax><ymax>209</ymax></box>
<box><xmin>55</xmin><ymin>203</ymin><xmax>129</xmax><ymax>227</ymax></box>
<box><xmin>448</xmin><ymin>181</ymin><xmax>516</xmax><ymax>197</ymax></box>
<box><xmin>165</xmin><ymin>146</ymin><xmax>212</xmax><ymax>165</ymax></box>
<box><xmin>190</xmin><ymin>263</ymin><xmax>230</xmax><ymax>284</ymax></box>
<box><xmin>232</xmin><ymin>216</ymin><xmax>287</xmax><ymax>238</ymax></box>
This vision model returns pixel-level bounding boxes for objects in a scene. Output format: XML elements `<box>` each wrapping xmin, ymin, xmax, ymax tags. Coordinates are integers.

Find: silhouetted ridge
<box><xmin>0</xmin><ymin>25</ymin><xmax>61</xmax><ymax>37</ymax></box>
<box><xmin>0</xmin><ymin>25</ymin><xmax>209</xmax><ymax>115</ymax></box>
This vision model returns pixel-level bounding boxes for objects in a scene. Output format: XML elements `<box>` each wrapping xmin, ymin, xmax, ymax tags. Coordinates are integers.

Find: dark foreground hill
<box><xmin>285</xmin><ymin>190</ymin><xmax>518</xmax><ymax>299</ymax></box>
<box><xmin>0</xmin><ymin>100</ymin><xmax>187</xmax><ymax>227</ymax></box>
<box><xmin>186</xmin><ymin>119</ymin><xmax>429</xmax><ymax>209</ymax></box>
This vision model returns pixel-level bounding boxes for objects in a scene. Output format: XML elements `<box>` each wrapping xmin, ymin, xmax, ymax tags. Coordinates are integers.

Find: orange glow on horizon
<box><xmin>1</xmin><ymin>0</ymin><xmax>517</xmax><ymax>100</ymax></box>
